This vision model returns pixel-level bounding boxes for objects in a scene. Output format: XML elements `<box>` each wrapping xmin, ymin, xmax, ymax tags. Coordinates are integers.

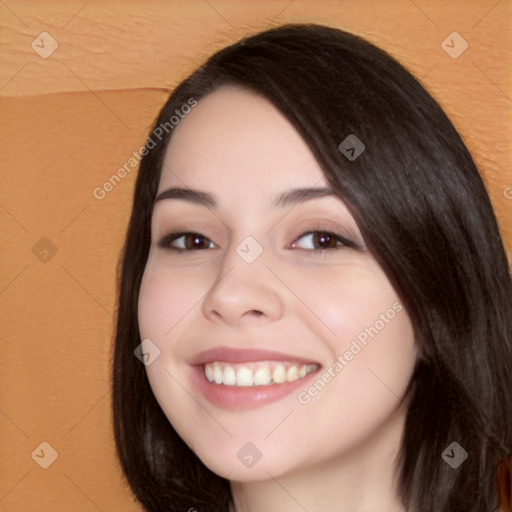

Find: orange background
<box><xmin>1</xmin><ymin>1</ymin><xmax>511</xmax><ymax>511</ymax></box>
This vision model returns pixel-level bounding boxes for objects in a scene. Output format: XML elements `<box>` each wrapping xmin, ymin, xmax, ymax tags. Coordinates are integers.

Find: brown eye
<box><xmin>158</xmin><ymin>232</ymin><xmax>215</xmax><ymax>252</ymax></box>
<box><xmin>292</xmin><ymin>231</ymin><xmax>348</xmax><ymax>251</ymax></box>
<box><xmin>311</xmin><ymin>232</ymin><xmax>338</xmax><ymax>250</ymax></box>
<box><xmin>181</xmin><ymin>233</ymin><xmax>212</xmax><ymax>250</ymax></box>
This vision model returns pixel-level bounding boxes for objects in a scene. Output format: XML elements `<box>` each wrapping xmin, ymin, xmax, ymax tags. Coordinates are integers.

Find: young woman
<box><xmin>112</xmin><ymin>23</ymin><xmax>512</xmax><ymax>512</ymax></box>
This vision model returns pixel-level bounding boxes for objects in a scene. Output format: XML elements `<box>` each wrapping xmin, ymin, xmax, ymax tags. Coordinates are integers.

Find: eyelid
<box><xmin>155</xmin><ymin>219</ymin><xmax>215</xmax><ymax>245</ymax></box>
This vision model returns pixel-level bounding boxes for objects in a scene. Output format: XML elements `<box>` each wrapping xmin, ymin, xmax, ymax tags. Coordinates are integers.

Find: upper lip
<box><xmin>189</xmin><ymin>346</ymin><xmax>321</xmax><ymax>366</ymax></box>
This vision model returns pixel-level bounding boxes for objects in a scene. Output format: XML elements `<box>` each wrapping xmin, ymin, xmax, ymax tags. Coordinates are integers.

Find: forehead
<box><xmin>158</xmin><ymin>86</ymin><xmax>329</xmax><ymax>196</ymax></box>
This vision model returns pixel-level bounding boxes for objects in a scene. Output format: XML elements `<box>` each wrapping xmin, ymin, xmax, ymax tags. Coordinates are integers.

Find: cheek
<box><xmin>290</xmin><ymin>262</ymin><xmax>417</xmax><ymax>424</ymax></box>
<box><xmin>138</xmin><ymin>258</ymin><xmax>200</xmax><ymax>342</ymax></box>
<box><xmin>283</xmin><ymin>260</ymin><xmax>411</xmax><ymax>352</ymax></box>
<box><xmin>137</xmin><ymin>259</ymin><xmax>203</xmax><ymax>445</ymax></box>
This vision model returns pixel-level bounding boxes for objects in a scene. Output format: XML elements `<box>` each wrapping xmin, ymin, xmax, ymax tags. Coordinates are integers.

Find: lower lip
<box><xmin>190</xmin><ymin>365</ymin><xmax>320</xmax><ymax>411</ymax></box>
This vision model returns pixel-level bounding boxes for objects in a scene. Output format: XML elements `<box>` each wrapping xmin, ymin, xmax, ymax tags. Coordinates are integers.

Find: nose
<box><xmin>200</xmin><ymin>242</ymin><xmax>283</xmax><ymax>327</ymax></box>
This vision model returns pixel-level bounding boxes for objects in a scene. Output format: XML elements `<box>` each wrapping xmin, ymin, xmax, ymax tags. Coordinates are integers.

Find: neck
<box><xmin>230</xmin><ymin>403</ymin><xmax>408</xmax><ymax>512</ymax></box>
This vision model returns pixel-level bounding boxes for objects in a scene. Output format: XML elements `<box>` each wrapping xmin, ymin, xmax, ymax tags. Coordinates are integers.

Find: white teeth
<box><xmin>236</xmin><ymin>367</ymin><xmax>253</xmax><ymax>386</ymax></box>
<box><xmin>205</xmin><ymin>363</ymin><xmax>214</xmax><ymax>382</ymax></box>
<box><xmin>223</xmin><ymin>365</ymin><xmax>236</xmax><ymax>385</ymax></box>
<box><xmin>253</xmin><ymin>366</ymin><xmax>272</xmax><ymax>386</ymax></box>
<box><xmin>213</xmin><ymin>363</ymin><xmax>223</xmax><ymax>384</ymax></box>
<box><xmin>203</xmin><ymin>360</ymin><xmax>318</xmax><ymax>387</ymax></box>
<box><xmin>272</xmin><ymin>363</ymin><xmax>286</xmax><ymax>384</ymax></box>
<box><xmin>286</xmin><ymin>366</ymin><xmax>299</xmax><ymax>382</ymax></box>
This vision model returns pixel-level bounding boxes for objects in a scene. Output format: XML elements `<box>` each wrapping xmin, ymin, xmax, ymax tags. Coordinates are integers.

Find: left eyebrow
<box><xmin>272</xmin><ymin>187</ymin><xmax>338</xmax><ymax>208</ymax></box>
<box><xmin>153</xmin><ymin>186</ymin><xmax>338</xmax><ymax>210</ymax></box>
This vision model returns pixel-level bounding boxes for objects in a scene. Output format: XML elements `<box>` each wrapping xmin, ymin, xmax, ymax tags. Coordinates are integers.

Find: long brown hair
<box><xmin>112</xmin><ymin>23</ymin><xmax>512</xmax><ymax>512</ymax></box>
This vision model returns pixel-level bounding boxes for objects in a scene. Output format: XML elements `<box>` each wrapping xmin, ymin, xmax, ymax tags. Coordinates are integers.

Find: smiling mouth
<box><xmin>204</xmin><ymin>361</ymin><xmax>319</xmax><ymax>387</ymax></box>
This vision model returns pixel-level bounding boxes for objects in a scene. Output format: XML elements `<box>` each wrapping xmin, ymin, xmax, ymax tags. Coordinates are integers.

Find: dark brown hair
<box><xmin>112</xmin><ymin>23</ymin><xmax>512</xmax><ymax>512</ymax></box>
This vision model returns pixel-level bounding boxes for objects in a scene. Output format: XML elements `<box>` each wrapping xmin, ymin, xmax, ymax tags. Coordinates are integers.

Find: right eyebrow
<box><xmin>154</xmin><ymin>187</ymin><xmax>216</xmax><ymax>209</ymax></box>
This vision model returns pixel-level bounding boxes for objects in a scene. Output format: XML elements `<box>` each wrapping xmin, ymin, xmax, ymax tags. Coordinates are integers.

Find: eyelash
<box><xmin>157</xmin><ymin>225</ymin><xmax>361</xmax><ymax>255</ymax></box>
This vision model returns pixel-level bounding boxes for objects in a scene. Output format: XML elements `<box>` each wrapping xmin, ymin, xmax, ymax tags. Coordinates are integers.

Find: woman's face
<box><xmin>138</xmin><ymin>86</ymin><xmax>418</xmax><ymax>481</ymax></box>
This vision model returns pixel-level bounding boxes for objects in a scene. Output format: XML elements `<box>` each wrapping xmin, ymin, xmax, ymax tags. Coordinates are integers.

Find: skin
<box><xmin>138</xmin><ymin>85</ymin><xmax>418</xmax><ymax>512</ymax></box>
